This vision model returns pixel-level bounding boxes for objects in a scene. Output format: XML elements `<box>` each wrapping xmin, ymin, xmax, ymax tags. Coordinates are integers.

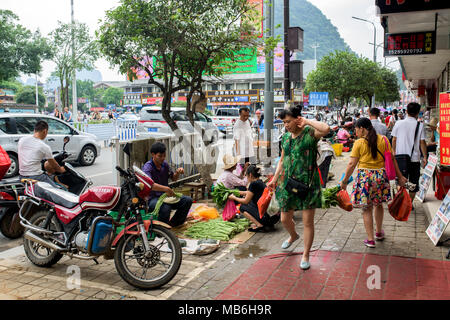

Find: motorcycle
<box><xmin>19</xmin><ymin>164</ymin><xmax>182</xmax><ymax>290</ymax></box>
<box><xmin>0</xmin><ymin>136</ymin><xmax>74</xmax><ymax>239</ymax></box>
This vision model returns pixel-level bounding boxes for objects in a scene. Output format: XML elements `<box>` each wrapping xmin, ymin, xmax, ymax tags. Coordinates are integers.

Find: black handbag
<box><xmin>394</xmin><ymin>121</ymin><xmax>420</xmax><ymax>170</ymax></box>
<box><xmin>285</xmin><ymin>131</ymin><xmax>317</xmax><ymax>200</ymax></box>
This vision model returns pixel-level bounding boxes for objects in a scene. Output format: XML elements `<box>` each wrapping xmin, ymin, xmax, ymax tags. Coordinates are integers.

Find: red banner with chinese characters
<box><xmin>440</xmin><ymin>92</ymin><xmax>450</xmax><ymax>166</ymax></box>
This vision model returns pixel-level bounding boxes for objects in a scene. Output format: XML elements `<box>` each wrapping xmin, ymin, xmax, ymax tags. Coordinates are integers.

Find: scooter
<box><xmin>0</xmin><ymin>136</ymin><xmax>89</xmax><ymax>239</ymax></box>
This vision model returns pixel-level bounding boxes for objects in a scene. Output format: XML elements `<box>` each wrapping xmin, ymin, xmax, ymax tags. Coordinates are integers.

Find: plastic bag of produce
<box><xmin>337</xmin><ymin>189</ymin><xmax>353</xmax><ymax>211</ymax></box>
<box><xmin>222</xmin><ymin>199</ymin><xmax>237</xmax><ymax>221</ymax></box>
<box><xmin>267</xmin><ymin>196</ymin><xmax>280</xmax><ymax>216</ymax></box>
<box><xmin>191</xmin><ymin>205</ymin><xmax>219</xmax><ymax>220</ymax></box>
<box><xmin>258</xmin><ymin>187</ymin><xmax>272</xmax><ymax>219</ymax></box>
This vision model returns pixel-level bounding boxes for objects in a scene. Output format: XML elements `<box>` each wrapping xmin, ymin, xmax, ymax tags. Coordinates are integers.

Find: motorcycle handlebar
<box><xmin>115</xmin><ymin>166</ymin><xmax>130</xmax><ymax>177</ymax></box>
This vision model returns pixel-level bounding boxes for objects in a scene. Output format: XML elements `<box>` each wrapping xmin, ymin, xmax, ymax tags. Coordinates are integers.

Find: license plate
<box><xmin>147</xmin><ymin>128</ymin><xmax>158</xmax><ymax>132</ymax></box>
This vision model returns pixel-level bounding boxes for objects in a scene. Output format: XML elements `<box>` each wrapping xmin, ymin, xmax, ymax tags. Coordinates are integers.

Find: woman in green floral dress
<box><xmin>268</xmin><ymin>105</ymin><xmax>330</xmax><ymax>270</ymax></box>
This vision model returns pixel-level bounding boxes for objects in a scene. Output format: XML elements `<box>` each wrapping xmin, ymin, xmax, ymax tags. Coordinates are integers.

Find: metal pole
<box><xmin>71</xmin><ymin>0</ymin><xmax>78</xmax><ymax>120</ymax></box>
<box><xmin>284</xmin><ymin>0</ymin><xmax>290</xmax><ymax>104</ymax></box>
<box><xmin>35</xmin><ymin>74</ymin><xmax>39</xmax><ymax>108</ymax></box>
<box><xmin>311</xmin><ymin>43</ymin><xmax>319</xmax><ymax>69</ymax></box>
<box><xmin>372</xmin><ymin>23</ymin><xmax>376</xmax><ymax>108</ymax></box>
<box><xmin>264</xmin><ymin>0</ymin><xmax>274</xmax><ymax>162</ymax></box>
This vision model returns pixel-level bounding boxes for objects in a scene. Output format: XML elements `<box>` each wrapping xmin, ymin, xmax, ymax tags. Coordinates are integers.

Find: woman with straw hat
<box><xmin>426</xmin><ymin>117</ymin><xmax>439</xmax><ymax>154</ymax></box>
<box><xmin>215</xmin><ymin>154</ymin><xmax>249</xmax><ymax>190</ymax></box>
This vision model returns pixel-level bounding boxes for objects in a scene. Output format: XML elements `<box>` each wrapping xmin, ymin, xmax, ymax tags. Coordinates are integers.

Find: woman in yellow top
<box><xmin>340</xmin><ymin>118</ymin><xmax>407</xmax><ymax>248</ymax></box>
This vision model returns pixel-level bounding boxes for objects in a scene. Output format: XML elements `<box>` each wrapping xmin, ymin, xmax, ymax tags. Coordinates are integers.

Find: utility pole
<box><xmin>284</xmin><ymin>0</ymin><xmax>291</xmax><ymax>105</ymax></box>
<box><xmin>264</xmin><ymin>0</ymin><xmax>275</xmax><ymax>161</ymax></box>
<box><xmin>35</xmin><ymin>74</ymin><xmax>39</xmax><ymax>109</ymax></box>
<box><xmin>311</xmin><ymin>43</ymin><xmax>320</xmax><ymax>69</ymax></box>
<box><xmin>71</xmin><ymin>0</ymin><xmax>78</xmax><ymax>119</ymax></box>
<box><xmin>352</xmin><ymin>16</ymin><xmax>377</xmax><ymax>108</ymax></box>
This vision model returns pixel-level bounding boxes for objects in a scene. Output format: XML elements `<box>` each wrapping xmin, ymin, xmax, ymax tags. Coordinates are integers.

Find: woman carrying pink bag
<box><xmin>340</xmin><ymin>118</ymin><xmax>407</xmax><ymax>248</ymax></box>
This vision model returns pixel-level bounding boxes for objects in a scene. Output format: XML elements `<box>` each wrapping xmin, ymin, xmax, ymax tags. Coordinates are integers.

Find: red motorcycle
<box><xmin>19</xmin><ymin>165</ymin><xmax>182</xmax><ymax>290</ymax></box>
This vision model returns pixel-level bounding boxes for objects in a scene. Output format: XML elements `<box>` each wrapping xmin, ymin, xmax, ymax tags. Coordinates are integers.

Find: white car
<box><xmin>137</xmin><ymin>106</ymin><xmax>220</xmax><ymax>144</ymax></box>
<box><xmin>0</xmin><ymin>113</ymin><xmax>101</xmax><ymax>178</ymax></box>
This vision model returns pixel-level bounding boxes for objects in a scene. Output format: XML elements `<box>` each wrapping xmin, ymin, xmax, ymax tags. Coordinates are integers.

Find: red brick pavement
<box><xmin>215</xmin><ymin>250</ymin><xmax>450</xmax><ymax>300</ymax></box>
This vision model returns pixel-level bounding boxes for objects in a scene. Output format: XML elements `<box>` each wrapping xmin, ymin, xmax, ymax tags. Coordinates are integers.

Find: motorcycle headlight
<box><xmin>136</xmin><ymin>182</ymin><xmax>145</xmax><ymax>191</ymax></box>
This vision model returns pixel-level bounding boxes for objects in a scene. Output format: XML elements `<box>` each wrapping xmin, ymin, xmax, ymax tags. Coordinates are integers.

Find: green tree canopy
<box><xmin>0</xmin><ymin>10</ymin><xmax>53</xmax><ymax>81</ymax></box>
<box><xmin>102</xmin><ymin>87</ymin><xmax>124</xmax><ymax>107</ymax></box>
<box><xmin>306</xmin><ymin>50</ymin><xmax>402</xmax><ymax>117</ymax></box>
<box><xmin>15</xmin><ymin>86</ymin><xmax>45</xmax><ymax>107</ymax></box>
<box><xmin>49</xmin><ymin>21</ymin><xmax>99</xmax><ymax>111</ymax></box>
<box><xmin>97</xmin><ymin>0</ymin><xmax>268</xmax><ymax>131</ymax></box>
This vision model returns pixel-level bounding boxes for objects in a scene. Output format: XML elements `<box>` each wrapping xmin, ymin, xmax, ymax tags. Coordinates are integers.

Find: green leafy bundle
<box><xmin>211</xmin><ymin>183</ymin><xmax>241</xmax><ymax>208</ymax></box>
<box><xmin>321</xmin><ymin>185</ymin><xmax>340</xmax><ymax>209</ymax></box>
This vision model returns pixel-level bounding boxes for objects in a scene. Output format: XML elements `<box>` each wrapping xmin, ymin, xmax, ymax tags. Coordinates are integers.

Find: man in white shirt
<box><xmin>233</xmin><ymin>107</ymin><xmax>255</xmax><ymax>164</ymax></box>
<box><xmin>391</xmin><ymin>102</ymin><xmax>427</xmax><ymax>200</ymax></box>
<box><xmin>369</xmin><ymin>107</ymin><xmax>388</xmax><ymax>136</ymax></box>
<box><xmin>18</xmin><ymin>120</ymin><xmax>66</xmax><ymax>188</ymax></box>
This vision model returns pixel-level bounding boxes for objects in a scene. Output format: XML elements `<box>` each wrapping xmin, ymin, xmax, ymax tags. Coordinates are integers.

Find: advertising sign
<box><xmin>309</xmin><ymin>92</ymin><xmax>329</xmax><ymax>106</ymax></box>
<box><xmin>439</xmin><ymin>92</ymin><xmax>450</xmax><ymax>166</ymax></box>
<box><xmin>376</xmin><ymin>0</ymin><xmax>449</xmax><ymax>14</ymax></box>
<box><xmin>384</xmin><ymin>31</ymin><xmax>436</xmax><ymax>56</ymax></box>
<box><xmin>416</xmin><ymin>154</ymin><xmax>438</xmax><ymax>202</ymax></box>
<box><xmin>426</xmin><ymin>188</ymin><xmax>450</xmax><ymax>245</ymax></box>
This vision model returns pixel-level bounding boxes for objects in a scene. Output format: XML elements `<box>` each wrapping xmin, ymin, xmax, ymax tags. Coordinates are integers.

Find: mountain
<box><xmin>273</xmin><ymin>0</ymin><xmax>352</xmax><ymax>61</ymax></box>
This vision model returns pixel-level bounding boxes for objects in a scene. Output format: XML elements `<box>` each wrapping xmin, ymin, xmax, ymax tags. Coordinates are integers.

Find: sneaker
<box><xmin>364</xmin><ymin>239</ymin><xmax>376</xmax><ymax>248</ymax></box>
<box><xmin>375</xmin><ymin>231</ymin><xmax>385</xmax><ymax>241</ymax></box>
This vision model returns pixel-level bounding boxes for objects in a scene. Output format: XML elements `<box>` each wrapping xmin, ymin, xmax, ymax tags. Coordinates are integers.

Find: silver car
<box><xmin>137</xmin><ymin>106</ymin><xmax>220</xmax><ymax>143</ymax></box>
<box><xmin>0</xmin><ymin>113</ymin><xmax>101</xmax><ymax>178</ymax></box>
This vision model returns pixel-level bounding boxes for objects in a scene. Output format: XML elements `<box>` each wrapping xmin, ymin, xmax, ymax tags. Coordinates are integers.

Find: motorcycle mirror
<box><xmin>63</xmin><ymin>136</ymin><xmax>70</xmax><ymax>152</ymax></box>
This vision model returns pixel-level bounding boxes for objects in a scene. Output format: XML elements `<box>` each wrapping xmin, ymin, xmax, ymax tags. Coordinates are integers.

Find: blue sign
<box><xmin>309</xmin><ymin>92</ymin><xmax>329</xmax><ymax>106</ymax></box>
<box><xmin>233</xmin><ymin>96</ymin><xmax>249</xmax><ymax>102</ymax></box>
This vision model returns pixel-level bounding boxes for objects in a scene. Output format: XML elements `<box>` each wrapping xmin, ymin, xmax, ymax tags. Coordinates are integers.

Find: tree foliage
<box><xmin>97</xmin><ymin>0</ymin><xmax>269</xmax><ymax>131</ymax></box>
<box><xmin>49</xmin><ymin>21</ymin><xmax>99</xmax><ymax>111</ymax></box>
<box><xmin>15</xmin><ymin>86</ymin><xmax>46</xmax><ymax>107</ymax></box>
<box><xmin>306</xmin><ymin>50</ymin><xmax>401</xmax><ymax>118</ymax></box>
<box><xmin>0</xmin><ymin>10</ymin><xmax>53</xmax><ymax>81</ymax></box>
<box><xmin>102</xmin><ymin>87</ymin><xmax>124</xmax><ymax>107</ymax></box>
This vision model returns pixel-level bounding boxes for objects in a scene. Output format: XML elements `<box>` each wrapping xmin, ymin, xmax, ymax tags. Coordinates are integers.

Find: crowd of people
<box><xmin>24</xmin><ymin>101</ymin><xmax>437</xmax><ymax>272</ymax></box>
<box><xmin>212</xmin><ymin>102</ymin><xmax>438</xmax><ymax>270</ymax></box>
<box><xmin>47</xmin><ymin>107</ymin><xmax>125</xmax><ymax>123</ymax></box>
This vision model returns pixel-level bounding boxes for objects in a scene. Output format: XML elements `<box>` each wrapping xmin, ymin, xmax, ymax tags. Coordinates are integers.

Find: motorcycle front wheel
<box><xmin>114</xmin><ymin>224</ymin><xmax>182</xmax><ymax>290</ymax></box>
<box><xmin>23</xmin><ymin>210</ymin><xmax>64</xmax><ymax>267</ymax></box>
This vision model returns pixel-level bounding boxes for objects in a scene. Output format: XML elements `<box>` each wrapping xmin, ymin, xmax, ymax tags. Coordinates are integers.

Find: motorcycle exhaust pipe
<box><xmin>24</xmin><ymin>231</ymin><xmax>65</xmax><ymax>251</ymax></box>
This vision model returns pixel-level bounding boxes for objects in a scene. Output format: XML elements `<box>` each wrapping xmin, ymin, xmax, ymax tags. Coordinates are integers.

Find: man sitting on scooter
<box><xmin>18</xmin><ymin>120</ymin><xmax>66</xmax><ymax>188</ymax></box>
<box><xmin>142</xmin><ymin>142</ymin><xmax>193</xmax><ymax>227</ymax></box>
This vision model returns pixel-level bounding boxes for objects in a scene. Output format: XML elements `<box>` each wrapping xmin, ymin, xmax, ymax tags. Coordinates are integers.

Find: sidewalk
<box><xmin>0</xmin><ymin>151</ymin><xmax>449</xmax><ymax>300</ymax></box>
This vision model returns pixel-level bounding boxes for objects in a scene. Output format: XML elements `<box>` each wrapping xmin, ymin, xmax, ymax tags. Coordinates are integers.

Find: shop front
<box><xmin>376</xmin><ymin>0</ymin><xmax>450</xmax><ymax>247</ymax></box>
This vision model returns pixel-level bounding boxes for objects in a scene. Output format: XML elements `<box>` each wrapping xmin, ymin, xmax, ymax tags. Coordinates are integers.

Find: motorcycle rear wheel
<box><xmin>0</xmin><ymin>207</ymin><xmax>23</xmax><ymax>239</ymax></box>
<box><xmin>114</xmin><ymin>224</ymin><xmax>182</xmax><ymax>290</ymax></box>
<box><xmin>23</xmin><ymin>210</ymin><xmax>64</xmax><ymax>267</ymax></box>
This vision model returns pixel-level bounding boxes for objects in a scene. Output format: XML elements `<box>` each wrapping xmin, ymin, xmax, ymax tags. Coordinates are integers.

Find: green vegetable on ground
<box><xmin>184</xmin><ymin>217</ymin><xmax>251</xmax><ymax>241</ymax></box>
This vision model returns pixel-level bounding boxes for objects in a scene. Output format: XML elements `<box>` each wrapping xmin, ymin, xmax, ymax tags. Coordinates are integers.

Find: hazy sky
<box><xmin>1</xmin><ymin>0</ymin><xmax>399</xmax><ymax>82</ymax></box>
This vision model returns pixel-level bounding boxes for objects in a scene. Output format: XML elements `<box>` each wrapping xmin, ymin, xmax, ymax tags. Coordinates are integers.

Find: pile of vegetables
<box><xmin>321</xmin><ymin>185</ymin><xmax>340</xmax><ymax>209</ymax></box>
<box><xmin>184</xmin><ymin>217</ymin><xmax>251</xmax><ymax>241</ymax></box>
<box><xmin>211</xmin><ymin>183</ymin><xmax>241</xmax><ymax>208</ymax></box>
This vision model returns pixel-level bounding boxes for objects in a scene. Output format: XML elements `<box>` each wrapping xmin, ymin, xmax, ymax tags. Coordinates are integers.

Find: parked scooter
<box><xmin>0</xmin><ymin>136</ymin><xmax>86</xmax><ymax>239</ymax></box>
<box><xmin>19</xmin><ymin>165</ymin><xmax>182</xmax><ymax>289</ymax></box>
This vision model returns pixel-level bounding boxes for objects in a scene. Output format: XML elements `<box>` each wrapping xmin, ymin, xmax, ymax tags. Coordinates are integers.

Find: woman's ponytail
<box><xmin>355</xmin><ymin>117</ymin><xmax>378</xmax><ymax>159</ymax></box>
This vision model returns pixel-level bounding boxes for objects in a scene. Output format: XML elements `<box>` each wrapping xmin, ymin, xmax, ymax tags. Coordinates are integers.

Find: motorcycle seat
<box><xmin>34</xmin><ymin>182</ymin><xmax>80</xmax><ymax>209</ymax></box>
<box><xmin>0</xmin><ymin>176</ymin><xmax>22</xmax><ymax>186</ymax></box>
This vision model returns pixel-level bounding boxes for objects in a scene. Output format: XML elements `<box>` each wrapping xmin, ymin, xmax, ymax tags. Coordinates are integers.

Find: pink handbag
<box><xmin>382</xmin><ymin>136</ymin><xmax>396</xmax><ymax>180</ymax></box>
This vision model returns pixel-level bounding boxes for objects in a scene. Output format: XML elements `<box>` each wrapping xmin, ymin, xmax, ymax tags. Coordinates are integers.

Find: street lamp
<box><xmin>352</xmin><ymin>16</ymin><xmax>377</xmax><ymax>107</ymax></box>
<box><xmin>71</xmin><ymin>0</ymin><xmax>78</xmax><ymax>119</ymax></box>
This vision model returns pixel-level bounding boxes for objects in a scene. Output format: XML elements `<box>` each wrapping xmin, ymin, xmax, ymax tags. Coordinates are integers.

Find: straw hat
<box><xmin>223</xmin><ymin>154</ymin><xmax>240</xmax><ymax>170</ymax></box>
<box><xmin>427</xmin><ymin>117</ymin><xmax>438</xmax><ymax>128</ymax></box>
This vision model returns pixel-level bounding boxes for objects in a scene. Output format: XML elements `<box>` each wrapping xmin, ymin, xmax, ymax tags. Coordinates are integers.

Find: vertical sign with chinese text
<box><xmin>440</xmin><ymin>92</ymin><xmax>450</xmax><ymax>166</ymax></box>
